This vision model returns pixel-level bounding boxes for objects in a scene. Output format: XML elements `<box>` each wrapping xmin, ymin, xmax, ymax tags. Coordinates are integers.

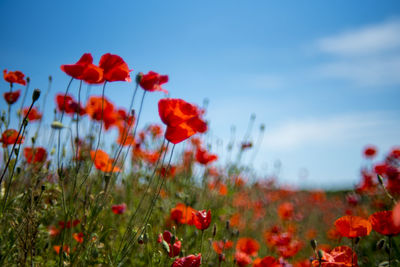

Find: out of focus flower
<box><xmin>236</xmin><ymin>238</ymin><xmax>259</xmax><ymax>257</ymax></box>
<box><xmin>363</xmin><ymin>145</ymin><xmax>377</xmax><ymax>158</ymax></box>
<box><xmin>0</xmin><ymin>129</ymin><xmax>24</xmax><ymax>147</ymax></box>
<box><xmin>73</xmin><ymin>232</ymin><xmax>84</xmax><ymax>243</ymax></box>
<box><xmin>90</xmin><ymin>150</ymin><xmax>120</xmax><ymax>173</ymax></box>
<box><xmin>158</xmin><ymin>230</ymin><xmax>181</xmax><ymax>257</ymax></box>
<box><xmin>235</xmin><ymin>251</ymin><xmax>252</xmax><ymax>267</ymax></box>
<box><xmin>111</xmin><ymin>203</ymin><xmax>127</xmax><ymax>214</ymax></box>
<box><xmin>369</xmin><ymin>210</ymin><xmax>400</xmax><ymax>236</ymax></box>
<box><xmin>170</xmin><ymin>203</ymin><xmax>196</xmax><ymax>225</ymax></box>
<box><xmin>23</xmin><ymin>107</ymin><xmax>42</xmax><ymax>121</ymax></box>
<box><xmin>311</xmin><ymin>246</ymin><xmax>357</xmax><ymax>267</ymax></box>
<box><xmin>253</xmin><ymin>256</ymin><xmax>281</xmax><ymax>267</ymax></box>
<box><xmin>3</xmin><ymin>69</ymin><xmax>26</xmax><ymax>85</ymax></box>
<box><xmin>171</xmin><ymin>254</ymin><xmax>201</xmax><ymax>267</ymax></box>
<box><xmin>24</xmin><ymin>147</ymin><xmax>47</xmax><ymax>164</ymax></box>
<box><xmin>4</xmin><ymin>90</ymin><xmax>21</xmax><ymax>105</ymax></box>
<box><xmin>139</xmin><ymin>71</ymin><xmax>169</xmax><ymax>93</ymax></box>
<box><xmin>56</xmin><ymin>93</ymin><xmax>86</xmax><ymax>116</ymax></box>
<box><xmin>212</xmin><ymin>240</ymin><xmax>233</xmax><ymax>254</ymax></box>
<box><xmin>278</xmin><ymin>202</ymin><xmax>294</xmax><ymax>221</ymax></box>
<box><xmin>195</xmin><ymin>148</ymin><xmax>218</xmax><ymax>165</ymax></box>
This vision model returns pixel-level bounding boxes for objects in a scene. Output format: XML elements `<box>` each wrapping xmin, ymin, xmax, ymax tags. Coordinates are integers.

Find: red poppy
<box><xmin>3</xmin><ymin>69</ymin><xmax>26</xmax><ymax>85</ymax></box>
<box><xmin>277</xmin><ymin>240</ymin><xmax>303</xmax><ymax>258</ymax></box>
<box><xmin>170</xmin><ymin>203</ymin><xmax>196</xmax><ymax>225</ymax></box>
<box><xmin>60</xmin><ymin>53</ymin><xmax>103</xmax><ymax>84</ymax></box>
<box><xmin>23</xmin><ymin>107</ymin><xmax>42</xmax><ymax>121</ymax></box>
<box><xmin>171</xmin><ymin>254</ymin><xmax>201</xmax><ymax>267</ymax></box>
<box><xmin>278</xmin><ymin>202</ymin><xmax>294</xmax><ymax>221</ymax></box>
<box><xmin>58</xmin><ymin>219</ymin><xmax>80</xmax><ymax>229</ymax></box>
<box><xmin>0</xmin><ymin>129</ymin><xmax>24</xmax><ymax>147</ymax></box>
<box><xmin>193</xmin><ymin>210</ymin><xmax>211</xmax><ymax>230</ymax></box>
<box><xmin>212</xmin><ymin>240</ymin><xmax>233</xmax><ymax>254</ymax></box>
<box><xmin>235</xmin><ymin>251</ymin><xmax>252</xmax><ymax>267</ymax></box>
<box><xmin>86</xmin><ymin>96</ymin><xmax>116</xmax><ymax>129</ymax></box>
<box><xmin>334</xmin><ymin>215</ymin><xmax>372</xmax><ymax>238</ymax></box>
<box><xmin>363</xmin><ymin>145</ymin><xmax>377</xmax><ymax>158</ymax></box>
<box><xmin>139</xmin><ymin>71</ymin><xmax>169</xmax><ymax>93</ymax></box>
<box><xmin>24</xmin><ymin>147</ymin><xmax>47</xmax><ymax>164</ymax></box>
<box><xmin>158</xmin><ymin>230</ymin><xmax>182</xmax><ymax>257</ymax></box>
<box><xmin>98</xmin><ymin>53</ymin><xmax>131</xmax><ymax>82</ymax></box>
<box><xmin>253</xmin><ymin>256</ymin><xmax>281</xmax><ymax>267</ymax></box>
<box><xmin>394</xmin><ymin>202</ymin><xmax>400</xmax><ymax>227</ymax></box>
<box><xmin>73</xmin><ymin>232</ymin><xmax>84</xmax><ymax>243</ymax></box>
<box><xmin>369</xmin><ymin>210</ymin><xmax>400</xmax><ymax>236</ymax></box>
<box><xmin>311</xmin><ymin>246</ymin><xmax>357</xmax><ymax>267</ymax></box>
<box><xmin>56</xmin><ymin>93</ymin><xmax>86</xmax><ymax>116</ymax></box>
<box><xmin>4</xmin><ymin>90</ymin><xmax>21</xmax><ymax>105</ymax></box>
<box><xmin>165</xmin><ymin>117</ymin><xmax>207</xmax><ymax>144</ymax></box>
<box><xmin>90</xmin><ymin>150</ymin><xmax>120</xmax><ymax>173</ymax></box>
<box><xmin>111</xmin><ymin>203</ymin><xmax>127</xmax><ymax>214</ymax></box>
<box><xmin>195</xmin><ymin>148</ymin><xmax>218</xmax><ymax>165</ymax></box>
<box><xmin>48</xmin><ymin>226</ymin><xmax>60</xmax><ymax>237</ymax></box>
<box><xmin>236</xmin><ymin>238</ymin><xmax>260</xmax><ymax>257</ymax></box>
<box><xmin>53</xmin><ymin>245</ymin><xmax>70</xmax><ymax>255</ymax></box>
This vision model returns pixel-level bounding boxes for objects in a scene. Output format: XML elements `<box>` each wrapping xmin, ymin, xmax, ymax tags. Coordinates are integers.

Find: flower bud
<box><xmin>212</xmin><ymin>223</ymin><xmax>217</xmax><ymax>237</ymax></box>
<box><xmin>377</xmin><ymin>174</ymin><xmax>384</xmax><ymax>186</ymax></box>
<box><xmin>51</xmin><ymin>121</ymin><xmax>65</xmax><ymax>130</ymax></box>
<box><xmin>32</xmin><ymin>89</ymin><xmax>41</xmax><ymax>102</ymax></box>
<box><xmin>376</xmin><ymin>239</ymin><xmax>385</xmax><ymax>250</ymax></box>
<box><xmin>310</xmin><ymin>239</ymin><xmax>317</xmax><ymax>251</ymax></box>
<box><xmin>136</xmin><ymin>72</ymin><xmax>143</xmax><ymax>84</ymax></box>
<box><xmin>317</xmin><ymin>250</ymin><xmax>324</xmax><ymax>260</ymax></box>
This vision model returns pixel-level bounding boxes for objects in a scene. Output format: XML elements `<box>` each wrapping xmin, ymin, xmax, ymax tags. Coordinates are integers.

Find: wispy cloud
<box><xmin>317</xmin><ymin>19</ymin><xmax>400</xmax><ymax>56</ymax></box>
<box><xmin>262</xmin><ymin>111</ymin><xmax>400</xmax><ymax>150</ymax></box>
<box><xmin>315</xmin><ymin>19</ymin><xmax>400</xmax><ymax>87</ymax></box>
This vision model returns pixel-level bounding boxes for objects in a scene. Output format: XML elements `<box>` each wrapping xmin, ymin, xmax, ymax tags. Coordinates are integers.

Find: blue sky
<box><xmin>1</xmin><ymin>0</ymin><xmax>400</xmax><ymax>188</ymax></box>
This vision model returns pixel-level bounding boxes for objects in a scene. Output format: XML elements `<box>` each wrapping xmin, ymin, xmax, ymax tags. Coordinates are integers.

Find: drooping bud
<box><xmin>310</xmin><ymin>239</ymin><xmax>318</xmax><ymax>251</ymax></box>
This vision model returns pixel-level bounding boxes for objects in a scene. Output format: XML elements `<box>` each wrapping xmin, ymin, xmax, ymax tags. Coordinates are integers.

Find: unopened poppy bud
<box><xmin>23</xmin><ymin>118</ymin><xmax>28</xmax><ymax>127</ymax></box>
<box><xmin>260</xmin><ymin>124</ymin><xmax>265</xmax><ymax>131</ymax></box>
<box><xmin>31</xmin><ymin>136</ymin><xmax>36</xmax><ymax>144</ymax></box>
<box><xmin>377</xmin><ymin>174</ymin><xmax>384</xmax><ymax>186</ymax></box>
<box><xmin>376</xmin><ymin>239</ymin><xmax>385</xmax><ymax>250</ymax></box>
<box><xmin>32</xmin><ymin>89</ymin><xmax>41</xmax><ymax>102</ymax></box>
<box><xmin>354</xmin><ymin>236</ymin><xmax>361</xmax><ymax>245</ymax></box>
<box><xmin>212</xmin><ymin>223</ymin><xmax>217</xmax><ymax>237</ymax></box>
<box><xmin>51</xmin><ymin>121</ymin><xmax>65</xmax><ymax>130</ymax></box>
<box><xmin>310</xmin><ymin>239</ymin><xmax>318</xmax><ymax>251</ymax></box>
<box><xmin>49</xmin><ymin>75</ymin><xmax>52</xmax><ymax>82</ymax></box>
<box><xmin>26</xmin><ymin>77</ymin><xmax>30</xmax><ymax>83</ymax></box>
<box><xmin>136</xmin><ymin>72</ymin><xmax>143</xmax><ymax>84</ymax></box>
<box><xmin>317</xmin><ymin>250</ymin><xmax>324</xmax><ymax>260</ymax></box>
<box><xmin>225</xmin><ymin>220</ymin><xmax>230</xmax><ymax>231</ymax></box>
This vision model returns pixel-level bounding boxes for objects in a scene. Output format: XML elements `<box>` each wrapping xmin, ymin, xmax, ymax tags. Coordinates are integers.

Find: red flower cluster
<box><xmin>158</xmin><ymin>230</ymin><xmax>182</xmax><ymax>257</ymax></box>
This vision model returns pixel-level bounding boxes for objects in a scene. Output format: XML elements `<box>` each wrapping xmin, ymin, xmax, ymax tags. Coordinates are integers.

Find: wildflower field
<box><xmin>1</xmin><ymin>53</ymin><xmax>400</xmax><ymax>267</ymax></box>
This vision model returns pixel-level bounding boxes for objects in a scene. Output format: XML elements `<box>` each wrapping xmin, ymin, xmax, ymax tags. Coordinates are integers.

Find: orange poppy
<box><xmin>0</xmin><ymin>129</ymin><xmax>24</xmax><ymax>147</ymax></box>
<box><xmin>60</xmin><ymin>53</ymin><xmax>103</xmax><ymax>84</ymax></box>
<box><xmin>236</xmin><ymin>238</ymin><xmax>260</xmax><ymax>257</ymax></box>
<box><xmin>369</xmin><ymin>210</ymin><xmax>400</xmax><ymax>236</ymax></box>
<box><xmin>85</xmin><ymin>96</ymin><xmax>116</xmax><ymax>129</ymax></box>
<box><xmin>212</xmin><ymin>240</ymin><xmax>233</xmax><ymax>254</ymax></box>
<box><xmin>311</xmin><ymin>246</ymin><xmax>357</xmax><ymax>267</ymax></box>
<box><xmin>170</xmin><ymin>203</ymin><xmax>196</xmax><ymax>225</ymax></box>
<box><xmin>53</xmin><ymin>245</ymin><xmax>70</xmax><ymax>255</ymax></box>
<box><xmin>4</xmin><ymin>90</ymin><xmax>21</xmax><ymax>105</ymax></box>
<box><xmin>23</xmin><ymin>106</ymin><xmax>42</xmax><ymax>121</ymax></box>
<box><xmin>98</xmin><ymin>53</ymin><xmax>131</xmax><ymax>82</ymax></box>
<box><xmin>90</xmin><ymin>149</ymin><xmax>120</xmax><ymax>173</ymax></box>
<box><xmin>253</xmin><ymin>256</ymin><xmax>281</xmax><ymax>267</ymax></box>
<box><xmin>139</xmin><ymin>71</ymin><xmax>168</xmax><ymax>93</ymax></box>
<box><xmin>3</xmin><ymin>69</ymin><xmax>26</xmax><ymax>85</ymax></box>
<box><xmin>334</xmin><ymin>215</ymin><xmax>372</xmax><ymax>238</ymax></box>
<box><xmin>278</xmin><ymin>202</ymin><xmax>294</xmax><ymax>221</ymax></box>
<box><xmin>73</xmin><ymin>232</ymin><xmax>84</xmax><ymax>243</ymax></box>
<box><xmin>24</xmin><ymin>147</ymin><xmax>47</xmax><ymax>164</ymax></box>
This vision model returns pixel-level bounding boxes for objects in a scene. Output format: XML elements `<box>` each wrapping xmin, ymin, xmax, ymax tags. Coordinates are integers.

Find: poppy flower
<box><xmin>58</xmin><ymin>219</ymin><xmax>80</xmax><ymax>229</ymax></box>
<box><xmin>171</xmin><ymin>254</ymin><xmax>201</xmax><ymax>267</ymax></box>
<box><xmin>193</xmin><ymin>210</ymin><xmax>211</xmax><ymax>230</ymax></box>
<box><xmin>73</xmin><ymin>232</ymin><xmax>84</xmax><ymax>243</ymax></box>
<box><xmin>85</xmin><ymin>96</ymin><xmax>116</xmax><ymax>129</ymax></box>
<box><xmin>212</xmin><ymin>240</ymin><xmax>233</xmax><ymax>254</ymax></box>
<box><xmin>158</xmin><ymin>230</ymin><xmax>182</xmax><ymax>257</ymax></box>
<box><xmin>48</xmin><ymin>226</ymin><xmax>60</xmax><ymax>237</ymax></box>
<box><xmin>334</xmin><ymin>215</ymin><xmax>372</xmax><ymax>238</ymax></box>
<box><xmin>24</xmin><ymin>147</ymin><xmax>47</xmax><ymax>164</ymax></box>
<box><xmin>90</xmin><ymin>150</ymin><xmax>120</xmax><ymax>173</ymax></box>
<box><xmin>98</xmin><ymin>53</ymin><xmax>131</xmax><ymax>82</ymax></box>
<box><xmin>311</xmin><ymin>246</ymin><xmax>357</xmax><ymax>267</ymax></box>
<box><xmin>236</xmin><ymin>238</ymin><xmax>260</xmax><ymax>257</ymax></box>
<box><xmin>277</xmin><ymin>240</ymin><xmax>303</xmax><ymax>258</ymax></box>
<box><xmin>195</xmin><ymin>148</ymin><xmax>218</xmax><ymax>165</ymax></box>
<box><xmin>363</xmin><ymin>145</ymin><xmax>377</xmax><ymax>158</ymax></box>
<box><xmin>4</xmin><ymin>90</ymin><xmax>21</xmax><ymax>105</ymax></box>
<box><xmin>111</xmin><ymin>203</ymin><xmax>127</xmax><ymax>214</ymax></box>
<box><xmin>235</xmin><ymin>251</ymin><xmax>252</xmax><ymax>267</ymax></box>
<box><xmin>0</xmin><ymin>129</ymin><xmax>24</xmax><ymax>147</ymax></box>
<box><xmin>3</xmin><ymin>69</ymin><xmax>26</xmax><ymax>85</ymax></box>
<box><xmin>170</xmin><ymin>203</ymin><xmax>196</xmax><ymax>225</ymax></box>
<box><xmin>369</xmin><ymin>210</ymin><xmax>400</xmax><ymax>236</ymax></box>
<box><xmin>56</xmin><ymin>94</ymin><xmax>86</xmax><ymax>116</ymax></box>
<box><xmin>23</xmin><ymin>106</ymin><xmax>42</xmax><ymax>121</ymax></box>
<box><xmin>278</xmin><ymin>202</ymin><xmax>294</xmax><ymax>221</ymax></box>
<box><xmin>253</xmin><ymin>256</ymin><xmax>281</xmax><ymax>267</ymax></box>
<box><xmin>53</xmin><ymin>245</ymin><xmax>70</xmax><ymax>255</ymax></box>
<box><xmin>60</xmin><ymin>53</ymin><xmax>103</xmax><ymax>84</ymax></box>
<box><xmin>164</xmin><ymin>117</ymin><xmax>207</xmax><ymax>144</ymax></box>
<box><xmin>139</xmin><ymin>71</ymin><xmax>169</xmax><ymax>93</ymax></box>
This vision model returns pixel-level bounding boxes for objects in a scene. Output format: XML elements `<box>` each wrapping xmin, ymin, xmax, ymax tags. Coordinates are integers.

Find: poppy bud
<box><xmin>376</xmin><ymin>239</ymin><xmax>385</xmax><ymax>250</ymax></box>
<box><xmin>225</xmin><ymin>220</ymin><xmax>230</xmax><ymax>231</ymax></box>
<box><xmin>49</xmin><ymin>75</ymin><xmax>52</xmax><ymax>82</ymax></box>
<box><xmin>136</xmin><ymin>72</ymin><xmax>143</xmax><ymax>84</ymax></box>
<box><xmin>260</xmin><ymin>124</ymin><xmax>265</xmax><ymax>131</ymax></box>
<box><xmin>212</xmin><ymin>223</ymin><xmax>217</xmax><ymax>237</ymax></box>
<box><xmin>26</xmin><ymin>77</ymin><xmax>30</xmax><ymax>83</ymax></box>
<box><xmin>31</xmin><ymin>136</ymin><xmax>36</xmax><ymax>145</ymax></box>
<box><xmin>310</xmin><ymin>239</ymin><xmax>318</xmax><ymax>251</ymax></box>
<box><xmin>32</xmin><ymin>89</ymin><xmax>41</xmax><ymax>102</ymax></box>
<box><xmin>14</xmin><ymin>148</ymin><xmax>19</xmax><ymax>155</ymax></box>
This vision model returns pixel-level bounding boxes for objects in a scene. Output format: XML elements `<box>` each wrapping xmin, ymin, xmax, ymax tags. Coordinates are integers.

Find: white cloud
<box><xmin>262</xmin><ymin>111</ymin><xmax>400</xmax><ymax>150</ymax></box>
<box><xmin>317</xmin><ymin>19</ymin><xmax>400</xmax><ymax>56</ymax></box>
